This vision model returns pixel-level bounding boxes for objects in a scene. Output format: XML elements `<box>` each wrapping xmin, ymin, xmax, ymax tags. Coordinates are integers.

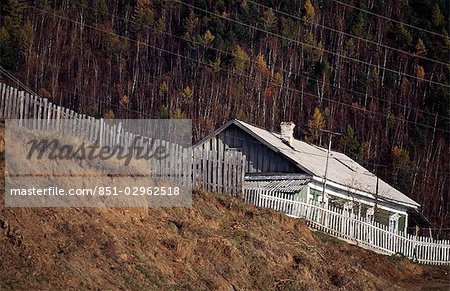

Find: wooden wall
<box><xmin>197</xmin><ymin>124</ymin><xmax>303</xmax><ymax>174</ymax></box>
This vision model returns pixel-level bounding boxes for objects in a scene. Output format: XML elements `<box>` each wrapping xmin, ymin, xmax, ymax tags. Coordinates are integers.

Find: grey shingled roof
<box><xmin>198</xmin><ymin>119</ymin><xmax>420</xmax><ymax>208</ymax></box>
<box><xmin>245</xmin><ymin>179</ymin><xmax>309</xmax><ymax>193</ymax></box>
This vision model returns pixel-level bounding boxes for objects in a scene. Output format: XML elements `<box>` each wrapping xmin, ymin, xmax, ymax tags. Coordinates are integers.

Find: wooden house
<box><xmin>195</xmin><ymin>119</ymin><xmax>428</xmax><ymax>233</ymax></box>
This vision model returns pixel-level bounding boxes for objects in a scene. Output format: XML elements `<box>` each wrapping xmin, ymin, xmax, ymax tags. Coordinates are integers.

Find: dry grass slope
<box><xmin>0</xmin><ymin>121</ymin><xmax>449</xmax><ymax>290</ymax></box>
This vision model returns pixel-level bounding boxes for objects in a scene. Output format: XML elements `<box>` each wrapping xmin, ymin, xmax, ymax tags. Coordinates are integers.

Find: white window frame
<box><xmin>389</xmin><ymin>213</ymin><xmax>400</xmax><ymax>234</ymax></box>
<box><xmin>366</xmin><ymin>207</ymin><xmax>375</xmax><ymax>223</ymax></box>
<box><xmin>343</xmin><ymin>201</ymin><xmax>354</xmax><ymax>217</ymax></box>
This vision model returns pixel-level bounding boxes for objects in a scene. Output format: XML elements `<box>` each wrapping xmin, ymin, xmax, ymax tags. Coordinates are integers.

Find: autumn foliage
<box><xmin>0</xmin><ymin>0</ymin><xmax>448</xmax><ymax>229</ymax></box>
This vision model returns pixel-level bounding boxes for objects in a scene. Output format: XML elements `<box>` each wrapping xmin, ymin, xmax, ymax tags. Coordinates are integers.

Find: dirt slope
<box><xmin>0</xmin><ymin>123</ymin><xmax>449</xmax><ymax>290</ymax></box>
<box><xmin>1</xmin><ymin>190</ymin><xmax>449</xmax><ymax>290</ymax></box>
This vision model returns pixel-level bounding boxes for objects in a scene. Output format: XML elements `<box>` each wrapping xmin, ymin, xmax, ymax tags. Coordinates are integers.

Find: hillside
<box><xmin>0</xmin><ymin>123</ymin><xmax>449</xmax><ymax>289</ymax></box>
<box><xmin>1</xmin><ymin>189</ymin><xmax>450</xmax><ymax>290</ymax></box>
<box><xmin>0</xmin><ymin>0</ymin><xmax>448</xmax><ymax>228</ymax></box>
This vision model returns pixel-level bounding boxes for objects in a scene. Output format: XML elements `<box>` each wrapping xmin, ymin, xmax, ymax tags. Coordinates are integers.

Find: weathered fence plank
<box><xmin>8</xmin><ymin>84</ymin><xmax>446</xmax><ymax>264</ymax></box>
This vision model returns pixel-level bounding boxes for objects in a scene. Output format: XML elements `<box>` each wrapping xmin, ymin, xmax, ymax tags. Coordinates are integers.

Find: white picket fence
<box><xmin>3</xmin><ymin>83</ymin><xmax>448</xmax><ymax>265</ymax></box>
<box><xmin>0</xmin><ymin>82</ymin><xmax>246</xmax><ymax>195</ymax></box>
<box><xmin>244</xmin><ymin>189</ymin><xmax>450</xmax><ymax>265</ymax></box>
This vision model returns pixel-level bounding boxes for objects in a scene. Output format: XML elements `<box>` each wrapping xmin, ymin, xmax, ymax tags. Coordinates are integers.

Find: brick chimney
<box><xmin>280</xmin><ymin>121</ymin><xmax>295</xmax><ymax>146</ymax></box>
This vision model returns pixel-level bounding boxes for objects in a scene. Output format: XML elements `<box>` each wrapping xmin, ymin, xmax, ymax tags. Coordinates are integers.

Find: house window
<box><xmin>309</xmin><ymin>188</ymin><xmax>330</xmax><ymax>206</ymax></box>
<box><xmin>343</xmin><ymin>201</ymin><xmax>354</xmax><ymax>217</ymax></box>
<box><xmin>389</xmin><ymin>213</ymin><xmax>400</xmax><ymax>234</ymax></box>
<box><xmin>310</xmin><ymin>189</ymin><xmax>321</xmax><ymax>203</ymax></box>
<box><xmin>366</xmin><ymin>207</ymin><xmax>374</xmax><ymax>223</ymax></box>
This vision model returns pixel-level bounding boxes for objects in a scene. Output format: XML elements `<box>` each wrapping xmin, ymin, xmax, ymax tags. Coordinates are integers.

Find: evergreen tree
<box><xmin>306</xmin><ymin>107</ymin><xmax>325</xmax><ymax>144</ymax></box>
<box><xmin>202</xmin><ymin>30</ymin><xmax>215</xmax><ymax>46</ymax></box>
<box><xmin>431</xmin><ymin>4</ymin><xmax>445</xmax><ymax>28</ymax></box>
<box><xmin>96</xmin><ymin>0</ymin><xmax>109</xmax><ymax>22</ymax></box>
<box><xmin>415</xmin><ymin>38</ymin><xmax>427</xmax><ymax>56</ymax></box>
<box><xmin>339</xmin><ymin>125</ymin><xmax>360</xmax><ymax>160</ymax></box>
<box><xmin>255</xmin><ymin>54</ymin><xmax>270</xmax><ymax>76</ymax></box>
<box><xmin>263</xmin><ymin>8</ymin><xmax>277</xmax><ymax>31</ymax></box>
<box><xmin>0</xmin><ymin>0</ymin><xmax>27</xmax><ymax>69</ymax></box>
<box><xmin>233</xmin><ymin>45</ymin><xmax>250</xmax><ymax>73</ymax></box>
<box><xmin>181</xmin><ymin>86</ymin><xmax>193</xmax><ymax>103</ymax></box>
<box><xmin>303</xmin><ymin>0</ymin><xmax>316</xmax><ymax>21</ymax></box>
<box><xmin>131</xmin><ymin>0</ymin><xmax>154</xmax><ymax>31</ymax></box>
<box><xmin>156</xmin><ymin>105</ymin><xmax>169</xmax><ymax>119</ymax></box>
<box><xmin>391</xmin><ymin>146</ymin><xmax>413</xmax><ymax>193</ymax></box>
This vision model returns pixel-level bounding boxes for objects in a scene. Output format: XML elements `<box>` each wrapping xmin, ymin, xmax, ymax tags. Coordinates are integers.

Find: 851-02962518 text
<box><xmin>9</xmin><ymin>186</ymin><xmax>181</xmax><ymax>196</ymax></box>
<box><xmin>96</xmin><ymin>186</ymin><xmax>180</xmax><ymax>196</ymax></box>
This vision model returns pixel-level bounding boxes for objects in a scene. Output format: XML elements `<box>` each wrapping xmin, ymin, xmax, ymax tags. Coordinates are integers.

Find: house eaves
<box><xmin>195</xmin><ymin>119</ymin><xmax>420</xmax><ymax>209</ymax></box>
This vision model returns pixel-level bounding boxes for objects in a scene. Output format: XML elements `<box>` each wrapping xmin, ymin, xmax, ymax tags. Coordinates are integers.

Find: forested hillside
<box><xmin>0</xmin><ymin>0</ymin><xmax>448</xmax><ymax>229</ymax></box>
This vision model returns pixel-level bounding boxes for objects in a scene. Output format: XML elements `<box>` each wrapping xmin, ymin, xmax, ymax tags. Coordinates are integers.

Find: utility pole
<box><xmin>374</xmin><ymin>174</ymin><xmax>379</xmax><ymax>221</ymax></box>
<box><xmin>373</xmin><ymin>161</ymin><xmax>380</xmax><ymax>222</ymax></box>
<box><xmin>320</xmin><ymin>129</ymin><xmax>341</xmax><ymax>206</ymax></box>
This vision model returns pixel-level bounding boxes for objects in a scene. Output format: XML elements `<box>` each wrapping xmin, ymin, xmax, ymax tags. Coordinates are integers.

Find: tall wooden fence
<box><xmin>2</xmin><ymin>83</ymin><xmax>448</xmax><ymax>264</ymax></box>
<box><xmin>192</xmin><ymin>149</ymin><xmax>245</xmax><ymax>196</ymax></box>
<box><xmin>244</xmin><ymin>189</ymin><xmax>450</xmax><ymax>265</ymax></box>
<box><xmin>0</xmin><ymin>82</ymin><xmax>245</xmax><ymax>195</ymax></box>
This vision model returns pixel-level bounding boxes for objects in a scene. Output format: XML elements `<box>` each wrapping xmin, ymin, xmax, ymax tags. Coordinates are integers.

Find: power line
<box><xmin>62</xmin><ymin>89</ymin><xmax>158</xmax><ymax>118</ymax></box>
<box><xmin>198</xmin><ymin>131</ymin><xmax>450</xmax><ymax>177</ymax></box>
<box><xmin>247</xmin><ymin>0</ymin><xmax>449</xmax><ymax>66</ymax></box>
<box><xmin>25</xmin><ymin>5</ymin><xmax>450</xmax><ymax>133</ymax></box>
<box><xmin>330</xmin><ymin>0</ymin><xmax>448</xmax><ymax>39</ymax></box>
<box><xmin>0</xmin><ymin>68</ymin><xmax>159</xmax><ymax>118</ymax></box>
<box><xmin>173</xmin><ymin>0</ymin><xmax>450</xmax><ymax>88</ymax></box>
<box><xmin>2</xmin><ymin>66</ymin><xmax>449</xmax><ymax>177</ymax></box>
<box><xmin>10</xmin><ymin>5</ymin><xmax>449</xmax><ymax>222</ymax></box>
<box><xmin>0</xmin><ymin>66</ymin><xmax>39</xmax><ymax>97</ymax></box>
<box><xmin>68</xmin><ymin>1</ymin><xmax>450</xmax><ymax>120</ymax></box>
<box><xmin>70</xmin><ymin>0</ymin><xmax>450</xmax><ymax>121</ymax></box>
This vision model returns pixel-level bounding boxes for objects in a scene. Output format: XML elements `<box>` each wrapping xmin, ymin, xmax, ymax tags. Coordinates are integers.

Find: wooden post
<box><xmin>19</xmin><ymin>91</ymin><xmax>24</xmax><ymax>127</ymax></box>
<box><xmin>0</xmin><ymin>83</ymin><xmax>5</xmax><ymax>119</ymax></box>
<box><xmin>32</xmin><ymin>95</ymin><xmax>38</xmax><ymax>128</ymax></box>
<box><xmin>99</xmin><ymin>118</ymin><xmax>104</xmax><ymax>146</ymax></box>
<box><xmin>23</xmin><ymin>93</ymin><xmax>31</xmax><ymax>127</ymax></box>
<box><xmin>10</xmin><ymin>87</ymin><xmax>16</xmax><ymax>119</ymax></box>
<box><xmin>42</xmin><ymin>98</ymin><xmax>48</xmax><ymax>131</ymax></box>
<box><xmin>4</xmin><ymin>87</ymin><xmax>11</xmax><ymax>119</ymax></box>
<box><xmin>11</xmin><ymin>88</ymin><xmax>18</xmax><ymax>118</ymax></box>
<box><xmin>202</xmin><ymin>150</ymin><xmax>207</xmax><ymax>190</ymax></box>
<box><xmin>37</xmin><ymin>97</ymin><xmax>42</xmax><ymax>130</ymax></box>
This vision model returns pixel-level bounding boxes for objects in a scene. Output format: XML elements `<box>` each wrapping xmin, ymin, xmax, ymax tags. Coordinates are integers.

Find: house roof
<box><xmin>244</xmin><ymin>173</ymin><xmax>311</xmax><ymax>193</ymax></box>
<box><xmin>245</xmin><ymin>179</ymin><xmax>310</xmax><ymax>194</ymax></box>
<box><xmin>195</xmin><ymin>119</ymin><xmax>420</xmax><ymax>209</ymax></box>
